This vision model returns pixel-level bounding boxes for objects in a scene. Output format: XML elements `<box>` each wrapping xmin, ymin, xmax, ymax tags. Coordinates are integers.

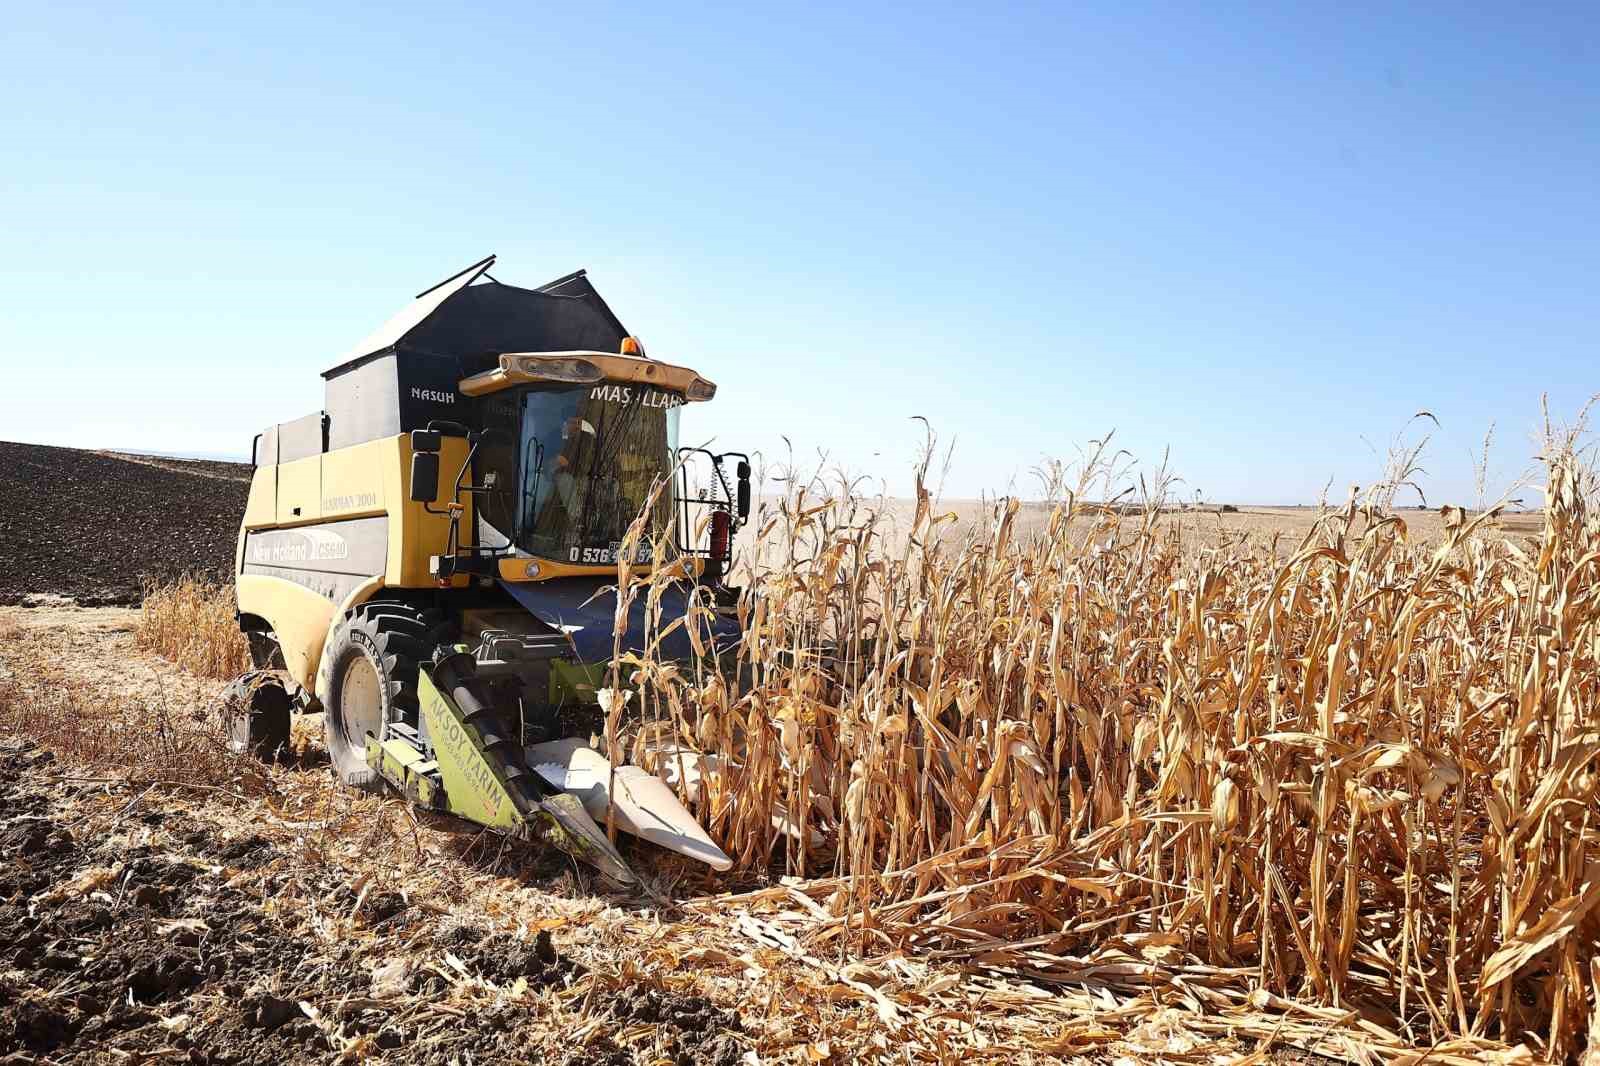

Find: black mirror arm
<box><xmin>425</xmin><ymin>419</ymin><xmax>472</xmax><ymax>438</ymax></box>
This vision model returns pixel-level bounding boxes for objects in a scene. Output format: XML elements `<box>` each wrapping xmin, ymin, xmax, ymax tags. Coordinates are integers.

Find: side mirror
<box><xmin>410</xmin><ymin>451</ymin><xmax>440</xmax><ymax>503</ymax></box>
<box><xmin>411</xmin><ymin>429</ymin><xmax>442</xmax><ymax>453</ymax></box>
<box><xmin>736</xmin><ymin>460</ymin><xmax>751</xmax><ymax>520</ymax></box>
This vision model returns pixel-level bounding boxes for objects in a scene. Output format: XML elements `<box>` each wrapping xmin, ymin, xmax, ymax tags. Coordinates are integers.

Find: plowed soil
<box><xmin>0</xmin><ymin>608</ymin><xmax>754</xmax><ymax>1065</ymax></box>
<box><xmin>0</xmin><ymin>442</ymin><xmax>250</xmax><ymax>606</ymax></box>
<box><xmin>0</xmin><ymin>739</ymin><xmax>744</xmax><ymax>1066</ymax></box>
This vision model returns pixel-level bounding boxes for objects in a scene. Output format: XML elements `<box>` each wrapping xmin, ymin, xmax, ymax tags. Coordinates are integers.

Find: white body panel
<box><xmin>525</xmin><ymin>739</ymin><xmax>733</xmax><ymax>872</ymax></box>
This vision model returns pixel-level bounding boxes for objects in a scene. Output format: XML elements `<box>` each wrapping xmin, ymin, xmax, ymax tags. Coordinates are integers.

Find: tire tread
<box><xmin>320</xmin><ymin>601</ymin><xmax>441</xmax><ymax>790</ymax></box>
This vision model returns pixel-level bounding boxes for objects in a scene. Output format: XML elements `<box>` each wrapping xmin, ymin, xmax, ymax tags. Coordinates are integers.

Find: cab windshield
<box><xmin>478</xmin><ymin>383</ymin><xmax>681</xmax><ymax>564</ymax></box>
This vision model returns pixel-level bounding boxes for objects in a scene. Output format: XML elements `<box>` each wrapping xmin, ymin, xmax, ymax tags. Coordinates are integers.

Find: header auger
<box><xmin>225</xmin><ymin>256</ymin><xmax>748</xmax><ymax>884</ymax></box>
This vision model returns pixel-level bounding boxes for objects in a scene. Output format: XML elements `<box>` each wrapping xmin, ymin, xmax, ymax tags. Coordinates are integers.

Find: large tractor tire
<box><xmin>316</xmin><ymin>602</ymin><xmax>440</xmax><ymax>790</ymax></box>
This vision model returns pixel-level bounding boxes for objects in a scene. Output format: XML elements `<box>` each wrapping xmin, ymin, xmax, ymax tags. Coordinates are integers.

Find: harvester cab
<box><xmin>226</xmin><ymin>256</ymin><xmax>749</xmax><ymax>884</ymax></box>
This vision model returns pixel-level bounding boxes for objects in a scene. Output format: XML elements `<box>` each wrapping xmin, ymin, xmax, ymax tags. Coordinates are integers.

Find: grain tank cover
<box><xmin>319</xmin><ymin>256</ymin><xmax>632</xmax><ymax>451</ymax></box>
<box><xmin>333</xmin><ymin>257</ymin><xmax>496</xmax><ymax>369</ymax></box>
<box><xmin>323</xmin><ymin>255</ymin><xmax>629</xmax><ymax>377</ymax></box>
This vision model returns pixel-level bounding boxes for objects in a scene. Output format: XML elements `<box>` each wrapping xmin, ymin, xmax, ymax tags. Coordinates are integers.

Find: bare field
<box><xmin>0</xmin><ymin>441</ymin><xmax>248</xmax><ymax>605</ymax></box>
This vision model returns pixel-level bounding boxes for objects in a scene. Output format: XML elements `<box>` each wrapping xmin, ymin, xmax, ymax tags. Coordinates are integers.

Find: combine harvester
<box><xmin>223</xmin><ymin>256</ymin><xmax>751</xmax><ymax>885</ymax></box>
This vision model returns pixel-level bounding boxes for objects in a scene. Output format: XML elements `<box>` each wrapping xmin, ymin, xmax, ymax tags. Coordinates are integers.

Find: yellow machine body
<box><xmin>233</xmin><ymin>356</ymin><xmax>708</xmax><ymax>692</ymax></box>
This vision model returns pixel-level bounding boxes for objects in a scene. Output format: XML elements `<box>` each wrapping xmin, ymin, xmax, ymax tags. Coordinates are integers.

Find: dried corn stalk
<box><xmin>619</xmin><ymin>419</ymin><xmax>1600</xmax><ymax>1059</ymax></box>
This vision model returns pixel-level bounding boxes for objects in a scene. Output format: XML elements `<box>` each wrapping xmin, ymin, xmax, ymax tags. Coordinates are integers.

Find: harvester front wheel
<box><xmin>317</xmin><ymin>604</ymin><xmax>433</xmax><ymax>790</ymax></box>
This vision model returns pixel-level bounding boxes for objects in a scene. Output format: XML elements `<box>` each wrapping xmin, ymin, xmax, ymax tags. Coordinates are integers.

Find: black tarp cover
<box><xmin>324</xmin><ymin>257</ymin><xmax>629</xmax><ymax>378</ymax></box>
<box><xmin>402</xmin><ymin>280</ymin><xmax>626</xmax><ymax>362</ymax></box>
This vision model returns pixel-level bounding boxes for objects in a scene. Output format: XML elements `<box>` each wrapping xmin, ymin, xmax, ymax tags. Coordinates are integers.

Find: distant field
<box><xmin>0</xmin><ymin>440</ymin><xmax>1541</xmax><ymax>606</ymax></box>
<box><xmin>0</xmin><ymin>441</ymin><xmax>250</xmax><ymax>604</ymax></box>
<box><xmin>1116</xmin><ymin>503</ymin><xmax>1543</xmax><ymax>544</ymax></box>
<box><xmin>735</xmin><ymin>496</ymin><xmax>1545</xmax><ymax>571</ymax></box>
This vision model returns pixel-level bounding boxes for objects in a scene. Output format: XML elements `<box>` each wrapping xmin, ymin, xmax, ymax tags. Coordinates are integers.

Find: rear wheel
<box><xmin>316</xmin><ymin>603</ymin><xmax>440</xmax><ymax>789</ymax></box>
<box><xmin>218</xmin><ymin>671</ymin><xmax>293</xmax><ymax>759</ymax></box>
<box><xmin>245</xmin><ymin>630</ymin><xmax>287</xmax><ymax>671</ymax></box>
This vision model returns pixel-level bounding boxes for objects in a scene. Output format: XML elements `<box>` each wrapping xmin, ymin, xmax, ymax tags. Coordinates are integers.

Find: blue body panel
<box><xmin>498</xmin><ymin>577</ymin><xmax>742</xmax><ymax>663</ymax></box>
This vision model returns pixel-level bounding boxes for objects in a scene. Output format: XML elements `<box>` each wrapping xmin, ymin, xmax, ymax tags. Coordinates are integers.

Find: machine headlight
<box><xmin>518</xmin><ymin>356</ymin><xmax>603</xmax><ymax>383</ymax></box>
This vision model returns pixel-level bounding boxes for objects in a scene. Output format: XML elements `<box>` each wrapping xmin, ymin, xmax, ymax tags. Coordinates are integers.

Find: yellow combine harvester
<box><xmin>224</xmin><ymin>256</ymin><xmax>750</xmax><ymax>884</ymax></box>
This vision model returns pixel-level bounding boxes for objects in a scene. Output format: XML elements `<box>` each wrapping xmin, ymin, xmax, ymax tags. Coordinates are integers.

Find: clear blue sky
<box><xmin>3</xmin><ymin>2</ymin><xmax>1595</xmax><ymax>503</ymax></box>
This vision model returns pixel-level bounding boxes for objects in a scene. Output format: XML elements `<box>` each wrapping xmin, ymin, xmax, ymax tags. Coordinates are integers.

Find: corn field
<box><xmin>613</xmin><ymin>421</ymin><xmax>1600</xmax><ymax>1061</ymax></box>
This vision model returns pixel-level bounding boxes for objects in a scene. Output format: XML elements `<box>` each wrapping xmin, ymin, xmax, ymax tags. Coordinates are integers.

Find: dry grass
<box><xmin>612</xmin><ymin>417</ymin><xmax>1600</xmax><ymax>1061</ymax></box>
<box><xmin>0</xmin><ymin>635</ymin><xmax>267</xmax><ymax>796</ymax></box>
<box><xmin>136</xmin><ymin>573</ymin><xmax>250</xmax><ymax>679</ymax></box>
